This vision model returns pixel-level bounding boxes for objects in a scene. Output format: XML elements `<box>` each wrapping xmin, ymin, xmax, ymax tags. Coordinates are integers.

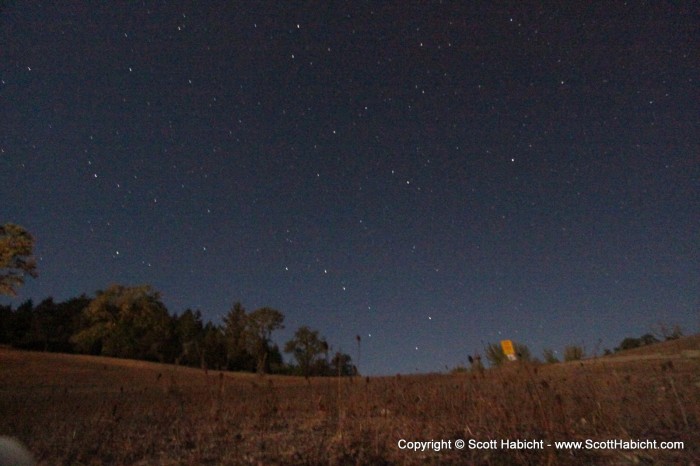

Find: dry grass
<box><xmin>1</xmin><ymin>336</ymin><xmax>699</xmax><ymax>465</ymax></box>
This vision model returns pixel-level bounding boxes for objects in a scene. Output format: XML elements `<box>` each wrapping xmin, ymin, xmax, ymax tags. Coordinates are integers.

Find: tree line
<box><xmin>2</xmin><ymin>223</ymin><xmax>688</xmax><ymax>377</ymax></box>
<box><xmin>0</xmin><ymin>284</ymin><xmax>355</xmax><ymax>377</ymax></box>
<box><xmin>1</xmin><ymin>223</ymin><xmax>354</xmax><ymax>377</ymax></box>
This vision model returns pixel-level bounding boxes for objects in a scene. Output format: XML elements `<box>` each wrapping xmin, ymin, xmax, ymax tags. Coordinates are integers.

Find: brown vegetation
<box><xmin>1</xmin><ymin>336</ymin><xmax>699</xmax><ymax>465</ymax></box>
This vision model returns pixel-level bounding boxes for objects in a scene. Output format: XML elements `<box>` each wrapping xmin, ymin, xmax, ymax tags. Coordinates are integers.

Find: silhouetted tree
<box><xmin>616</xmin><ymin>337</ymin><xmax>641</xmax><ymax>351</ymax></box>
<box><xmin>0</xmin><ymin>304</ymin><xmax>12</xmax><ymax>344</ymax></box>
<box><xmin>23</xmin><ymin>297</ymin><xmax>56</xmax><ymax>351</ymax></box>
<box><xmin>615</xmin><ymin>332</ymin><xmax>661</xmax><ymax>352</ymax></box>
<box><xmin>245</xmin><ymin>307</ymin><xmax>284</xmax><ymax>374</ymax></box>
<box><xmin>56</xmin><ymin>295</ymin><xmax>91</xmax><ymax>352</ymax></box>
<box><xmin>23</xmin><ymin>296</ymin><xmax>90</xmax><ymax>352</ymax></box>
<box><xmin>223</xmin><ymin>302</ymin><xmax>255</xmax><ymax>371</ymax></box>
<box><xmin>200</xmin><ymin>322</ymin><xmax>226</xmax><ymax>370</ymax></box>
<box><xmin>2</xmin><ymin>299</ymin><xmax>34</xmax><ymax>346</ymax></box>
<box><xmin>284</xmin><ymin>326</ymin><xmax>327</xmax><ymax>377</ymax></box>
<box><xmin>70</xmin><ymin>284</ymin><xmax>171</xmax><ymax>360</ymax></box>
<box><xmin>0</xmin><ymin>224</ymin><xmax>38</xmax><ymax>296</ymax></box>
<box><xmin>330</xmin><ymin>352</ymin><xmax>355</xmax><ymax>376</ymax></box>
<box><xmin>172</xmin><ymin>309</ymin><xmax>205</xmax><ymax>366</ymax></box>
<box><xmin>640</xmin><ymin>333</ymin><xmax>660</xmax><ymax>346</ymax></box>
<box><xmin>267</xmin><ymin>343</ymin><xmax>285</xmax><ymax>374</ymax></box>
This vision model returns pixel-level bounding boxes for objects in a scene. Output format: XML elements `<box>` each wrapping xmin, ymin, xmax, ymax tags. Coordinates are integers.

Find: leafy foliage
<box><xmin>70</xmin><ymin>284</ymin><xmax>171</xmax><ymax>361</ymax></box>
<box><xmin>222</xmin><ymin>302</ymin><xmax>255</xmax><ymax>371</ymax></box>
<box><xmin>0</xmin><ymin>287</ymin><xmax>356</xmax><ymax>377</ymax></box>
<box><xmin>200</xmin><ymin>322</ymin><xmax>227</xmax><ymax>370</ymax></box>
<box><xmin>0</xmin><ymin>223</ymin><xmax>38</xmax><ymax>296</ymax></box>
<box><xmin>330</xmin><ymin>351</ymin><xmax>355</xmax><ymax>376</ymax></box>
<box><xmin>615</xmin><ymin>332</ymin><xmax>662</xmax><ymax>352</ymax></box>
<box><xmin>172</xmin><ymin>309</ymin><xmax>205</xmax><ymax>366</ymax></box>
<box><xmin>244</xmin><ymin>307</ymin><xmax>285</xmax><ymax>374</ymax></box>
<box><xmin>284</xmin><ymin>326</ymin><xmax>328</xmax><ymax>377</ymax></box>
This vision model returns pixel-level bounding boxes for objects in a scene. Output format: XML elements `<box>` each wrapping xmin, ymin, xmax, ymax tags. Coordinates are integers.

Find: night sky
<box><xmin>2</xmin><ymin>2</ymin><xmax>698</xmax><ymax>375</ymax></box>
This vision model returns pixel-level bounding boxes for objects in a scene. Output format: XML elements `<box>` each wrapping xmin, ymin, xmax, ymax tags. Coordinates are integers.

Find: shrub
<box><xmin>563</xmin><ymin>345</ymin><xmax>584</xmax><ymax>361</ymax></box>
<box><xmin>543</xmin><ymin>348</ymin><xmax>559</xmax><ymax>364</ymax></box>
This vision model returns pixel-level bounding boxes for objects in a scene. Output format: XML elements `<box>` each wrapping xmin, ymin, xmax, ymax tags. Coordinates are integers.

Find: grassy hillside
<box><xmin>597</xmin><ymin>333</ymin><xmax>700</xmax><ymax>360</ymax></box>
<box><xmin>1</xmin><ymin>337</ymin><xmax>699</xmax><ymax>465</ymax></box>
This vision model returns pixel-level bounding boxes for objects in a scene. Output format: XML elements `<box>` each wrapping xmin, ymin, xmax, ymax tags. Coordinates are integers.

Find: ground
<box><xmin>1</xmin><ymin>336</ymin><xmax>699</xmax><ymax>465</ymax></box>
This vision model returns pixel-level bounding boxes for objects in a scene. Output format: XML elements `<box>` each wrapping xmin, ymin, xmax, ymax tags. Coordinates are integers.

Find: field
<box><xmin>1</xmin><ymin>336</ymin><xmax>699</xmax><ymax>465</ymax></box>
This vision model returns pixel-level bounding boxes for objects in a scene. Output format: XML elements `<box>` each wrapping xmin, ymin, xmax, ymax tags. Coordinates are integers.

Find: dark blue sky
<box><xmin>2</xmin><ymin>2</ymin><xmax>698</xmax><ymax>374</ymax></box>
